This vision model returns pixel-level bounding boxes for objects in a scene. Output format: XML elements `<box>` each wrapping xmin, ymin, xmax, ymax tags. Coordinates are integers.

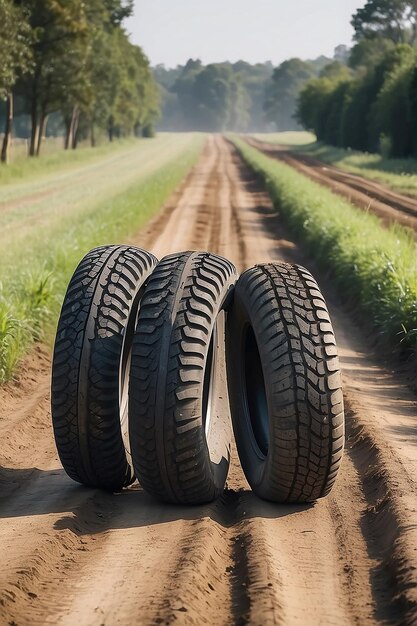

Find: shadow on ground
<box><xmin>0</xmin><ymin>463</ymin><xmax>311</xmax><ymax>532</ymax></box>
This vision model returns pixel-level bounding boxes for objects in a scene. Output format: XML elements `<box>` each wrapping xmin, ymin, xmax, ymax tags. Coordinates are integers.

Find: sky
<box><xmin>126</xmin><ymin>0</ymin><xmax>366</xmax><ymax>68</ymax></box>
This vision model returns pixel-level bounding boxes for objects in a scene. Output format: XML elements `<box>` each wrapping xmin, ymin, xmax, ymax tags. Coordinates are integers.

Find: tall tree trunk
<box><xmin>36</xmin><ymin>113</ymin><xmax>48</xmax><ymax>156</ymax></box>
<box><xmin>65</xmin><ymin>105</ymin><xmax>79</xmax><ymax>150</ymax></box>
<box><xmin>64</xmin><ymin>115</ymin><xmax>72</xmax><ymax>150</ymax></box>
<box><xmin>71</xmin><ymin>107</ymin><xmax>80</xmax><ymax>149</ymax></box>
<box><xmin>90</xmin><ymin>121</ymin><xmax>96</xmax><ymax>148</ymax></box>
<box><xmin>1</xmin><ymin>93</ymin><xmax>13</xmax><ymax>164</ymax></box>
<box><xmin>108</xmin><ymin>115</ymin><xmax>114</xmax><ymax>142</ymax></box>
<box><xmin>29</xmin><ymin>98</ymin><xmax>39</xmax><ymax>157</ymax></box>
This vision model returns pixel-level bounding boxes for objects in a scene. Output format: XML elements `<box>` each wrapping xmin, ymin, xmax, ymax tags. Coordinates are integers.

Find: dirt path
<box><xmin>1</xmin><ymin>136</ymin><xmax>416</xmax><ymax>626</ymax></box>
<box><xmin>247</xmin><ymin>137</ymin><xmax>417</xmax><ymax>233</ymax></box>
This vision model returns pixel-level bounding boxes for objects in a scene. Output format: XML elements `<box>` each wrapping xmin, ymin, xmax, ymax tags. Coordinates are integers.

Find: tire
<box><xmin>129</xmin><ymin>251</ymin><xmax>237</xmax><ymax>504</ymax></box>
<box><xmin>226</xmin><ymin>262</ymin><xmax>344</xmax><ymax>503</ymax></box>
<box><xmin>51</xmin><ymin>245</ymin><xmax>157</xmax><ymax>491</ymax></box>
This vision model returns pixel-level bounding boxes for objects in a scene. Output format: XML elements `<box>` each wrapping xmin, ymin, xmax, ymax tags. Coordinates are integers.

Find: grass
<box><xmin>0</xmin><ymin>134</ymin><xmax>204</xmax><ymax>382</ymax></box>
<box><xmin>233</xmin><ymin>137</ymin><xmax>417</xmax><ymax>356</ymax></box>
<box><xmin>0</xmin><ymin>136</ymin><xmax>140</xmax><ymax>186</ymax></box>
<box><xmin>251</xmin><ymin>131</ymin><xmax>316</xmax><ymax>146</ymax></box>
<box><xmin>252</xmin><ymin>131</ymin><xmax>417</xmax><ymax>197</ymax></box>
<box><xmin>299</xmin><ymin>143</ymin><xmax>417</xmax><ymax>197</ymax></box>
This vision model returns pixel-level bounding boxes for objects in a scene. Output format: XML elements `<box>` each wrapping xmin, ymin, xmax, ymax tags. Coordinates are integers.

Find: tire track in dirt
<box><xmin>0</xmin><ymin>135</ymin><xmax>416</xmax><ymax>625</ymax></box>
<box><xmin>246</xmin><ymin>137</ymin><xmax>417</xmax><ymax>234</ymax></box>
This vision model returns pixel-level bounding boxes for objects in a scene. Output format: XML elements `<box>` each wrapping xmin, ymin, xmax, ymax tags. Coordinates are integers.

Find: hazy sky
<box><xmin>126</xmin><ymin>0</ymin><xmax>366</xmax><ymax>68</ymax></box>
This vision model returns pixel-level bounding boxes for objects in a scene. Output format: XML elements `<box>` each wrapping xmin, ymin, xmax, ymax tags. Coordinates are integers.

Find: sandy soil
<box><xmin>247</xmin><ymin>137</ymin><xmax>417</xmax><ymax>233</ymax></box>
<box><xmin>0</xmin><ymin>136</ymin><xmax>416</xmax><ymax>626</ymax></box>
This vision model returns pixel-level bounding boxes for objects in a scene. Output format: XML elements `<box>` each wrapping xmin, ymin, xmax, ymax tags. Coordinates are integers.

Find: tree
<box><xmin>172</xmin><ymin>59</ymin><xmax>204</xmax><ymax>130</ymax></box>
<box><xmin>264</xmin><ymin>58</ymin><xmax>316</xmax><ymax>130</ymax></box>
<box><xmin>319</xmin><ymin>61</ymin><xmax>352</xmax><ymax>82</ymax></box>
<box><xmin>154</xmin><ymin>60</ymin><xmax>273</xmax><ymax>132</ymax></box>
<box><xmin>297</xmin><ymin>41</ymin><xmax>417</xmax><ymax>157</ymax></box>
<box><xmin>295</xmin><ymin>66</ymin><xmax>352</xmax><ymax>144</ymax></box>
<box><xmin>0</xmin><ymin>0</ymin><xmax>157</xmax><ymax>157</ymax></box>
<box><xmin>408</xmin><ymin>66</ymin><xmax>417</xmax><ymax>157</ymax></box>
<box><xmin>296</xmin><ymin>78</ymin><xmax>331</xmax><ymax>135</ymax></box>
<box><xmin>192</xmin><ymin>65</ymin><xmax>233</xmax><ymax>131</ymax></box>
<box><xmin>232</xmin><ymin>60</ymin><xmax>273</xmax><ymax>131</ymax></box>
<box><xmin>15</xmin><ymin>0</ymin><xmax>89</xmax><ymax>156</ymax></box>
<box><xmin>351</xmin><ymin>0</ymin><xmax>417</xmax><ymax>44</ymax></box>
<box><xmin>372</xmin><ymin>45</ymin><xmax>416</xmax><ymax>156</ymax></box>
<box><xmin>170</xmin><ymin>61</ymin><xmax>249</xmax><ymax>132</ymax></box>
<box><xmin>103</xmin><ymin>0</ymin><xmax>134</xmax><ymax>24</ymax></box>
<box><xmin>0</xmin><ymin>0</ymin><xmax>32</xmax><ymax>163</ymax></box>
<box><xmin>349</xmin><ymin>37</ymin><xmax>395</xmax><ymax>70</ymax></box>
<box><xmin>109</xmin><ymin>31</ymin><xmax>159</xmax><ymax>138</ymax></box>
<box><xmin>334</xmin><ymin>45</ymin><xmax>350</xmax><ymax>63</ymax></box>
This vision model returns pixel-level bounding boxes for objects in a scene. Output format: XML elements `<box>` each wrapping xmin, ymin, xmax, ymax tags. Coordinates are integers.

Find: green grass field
<box><xmin>0</xmin><ymin>134</ymin><xmax>204</xmax><ymax>381</ymax></box>
<box><xmin>233</xmin><ymin>137</ymin><xmax>417</xmax><ymax>355</ymax></box>
<box><xmin>0</xmin><ymin>137</ymin><xmax>144</xmax><ymax>186</ymax></box>
<box><xmin>251</xmin><ymin>131</ymin><xmax>316</xmax><ymax>146</ymax></box>
<box><xmin>253</xmin><ymin>132</ymin><xmax>417</xmax><ymax>197</ymax></box>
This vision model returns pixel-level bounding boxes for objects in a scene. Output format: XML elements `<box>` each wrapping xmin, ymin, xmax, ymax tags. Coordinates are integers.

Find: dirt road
<box><xmin>247</xmin><ymin>137</ymin><xmax>417</xmax><ymax>233</ymax></box>
<box><xmin>1</xmin><ymin>136</ymin><xmax>416</xmax><ymax>626</ymax></box>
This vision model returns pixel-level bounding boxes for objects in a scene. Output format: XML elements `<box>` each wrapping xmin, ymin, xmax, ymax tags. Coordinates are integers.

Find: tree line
<box><xmin>154</xmin><ymin>54</ymin><xmax>340</xmax><ymax>133</ymax></box>
<box><xmin>296</xmin><ymin>0</ymin><xmax>417</xmax><ymax>158</ymax></box>
<box><xmin>155</xmin><ymin>60</ymin><xmax>272</xmax><ymax>132</ymax></box>
<box><xmin>0</xmin><ymin>0</ymin><xmax>159</xmax><ymax>163</ymax></box>
<box><xmin>4</xmin><ymin>0</ymin><xmax>410</xmax><ymax>160</ymax></box>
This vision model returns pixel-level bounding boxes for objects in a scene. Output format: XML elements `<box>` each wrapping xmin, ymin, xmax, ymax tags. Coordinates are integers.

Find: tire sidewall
<box><xmin>227</xmin><ymin>282</ymin><xmax>272</xmax><ymax>495</ymax></box>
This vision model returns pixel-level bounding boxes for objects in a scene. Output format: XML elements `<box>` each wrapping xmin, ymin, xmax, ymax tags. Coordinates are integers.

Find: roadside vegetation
<box><xmin>251</xmin><ymin>132</ymin><xmax>316</xmax><ymax>146</ymax></box>
<box><xmin>252</xmin><ymin>132</ymin><xmax>417</xmax><ymax>197</ymax></box>
<box><xmin>232</xmin><ymin>137</ymin><xmax>417</xmax><ymax>356</ymax></box>
<box><xmin>0</xmin><ymin>137</ymin><xmax>140</xmax><ymax>185</ymax></box>
<box><xmin>0</xmin><ymin>134</ymin><xmax>203</xmax><ymax>382</ymax></box>
<box><xmin>297</xmin><ymin>1</ymin><xmax>417</xmax><ymax>161</ymax></box>
<box><xmin>154</xmin><ymin>53</ymin><xmax>349</xmax><ymax>134</ymax></box>
<box><xmin>296</xmin><ymin>143</ymin><xmax>417</xmax><ymax>197</ymax></box>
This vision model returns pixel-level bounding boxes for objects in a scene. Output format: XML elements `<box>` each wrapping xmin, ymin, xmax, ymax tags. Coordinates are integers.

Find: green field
<box><xmin>254</xmin><ymin>132</ymin><xmax>417</xmax><ymax>197</ymax></box>
<box><xmin>233</xmin><ymin>137</ymin><xmax>417</xmax><ymax>355</ymax></box>
<box><xmin>251</xmin><ymin>131</ymin><xmax>316</xmax><ymax>146</ymax></box>
<box><xmin>0</xmin><ymin>134</ymin><xmax>204</xmax><ymax>381</ymax></box>
<box><xmin>0</xmin><ymin>137</ymin><xmax>141</xmax><ymax>186</ymax></box>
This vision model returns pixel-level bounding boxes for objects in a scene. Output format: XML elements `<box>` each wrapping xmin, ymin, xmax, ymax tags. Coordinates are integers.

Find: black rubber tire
<box><xmin>51</xmin><ymin>245</ymin><xmax>157</xmax><ymax>491</ymax></box>
<box><xmin>226</xmin><ymin>262</ymin><xmax>344</xmax><ymax>503</ymax></box>
<box><xmin>129</xmin><ymin>251</ymin><xmax>237</xmax><ymax>504</ymax></box>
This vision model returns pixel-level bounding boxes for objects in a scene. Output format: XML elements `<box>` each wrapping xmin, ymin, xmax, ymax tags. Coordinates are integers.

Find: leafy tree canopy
<box><xmin>264</xmin><ymin>58</ymin><xmax>319</xmax><ymax>131</ymax></box>
<box><xmin>351</xmin><ymin>0</ymin><xmax>417</xmax><ymax>44</ymax></box>
<box><xmin>0</xmin><ymin>0</ymin><xmax>32</xmax><ymax>99</ymax></box>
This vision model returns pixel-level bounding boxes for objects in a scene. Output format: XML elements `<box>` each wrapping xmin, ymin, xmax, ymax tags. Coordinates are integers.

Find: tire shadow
<box><xmin>0</xmin><ymin>464</ymin><xmax>312</xmax><ymax>531</ymax></box>
<box><xmin>53</xmin><ymin>485</ymin><xmax>313</xmax><ymax>535</ymax></box>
